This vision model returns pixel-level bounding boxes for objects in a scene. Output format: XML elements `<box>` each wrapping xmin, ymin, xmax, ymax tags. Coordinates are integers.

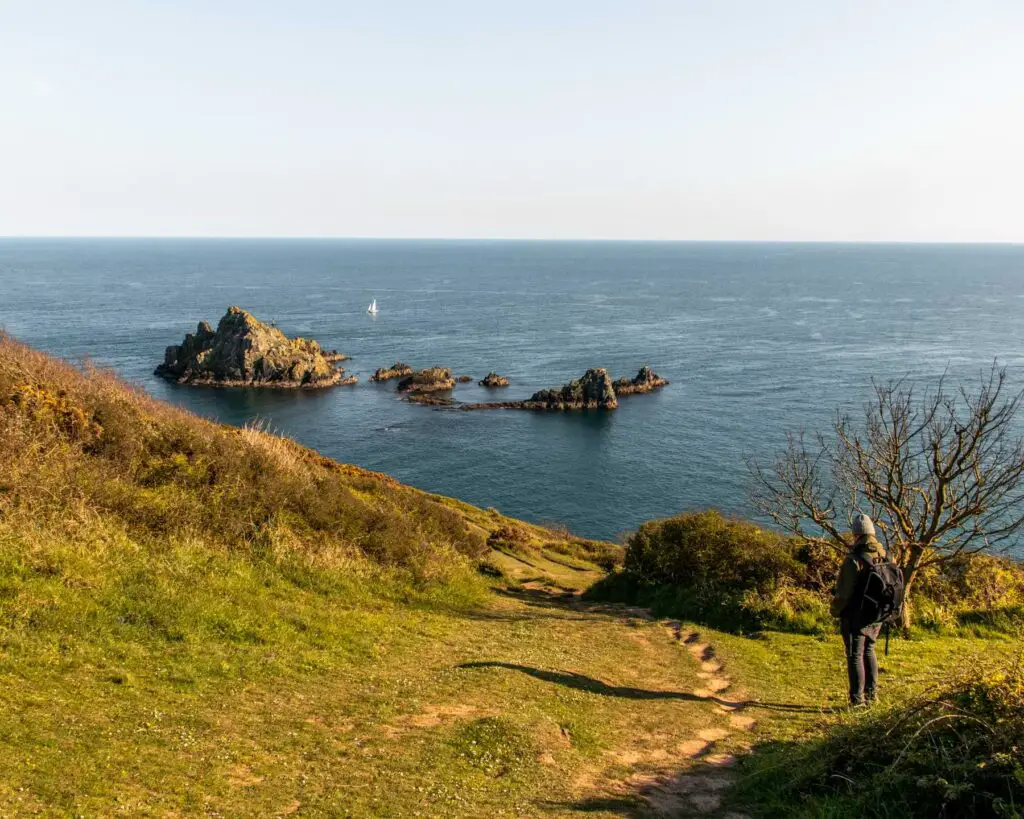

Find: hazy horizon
<box><xmin>4</xmin><ymin>1</ymin><xmax>1023</xmax><ymax>242</ymax></box>
<box><xmin>3</xmin><ymin>236</ymin><xmax>1024</xmax><ymax>246</ymax></box>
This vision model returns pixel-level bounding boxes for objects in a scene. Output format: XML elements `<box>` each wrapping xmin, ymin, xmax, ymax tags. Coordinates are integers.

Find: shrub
<box><xmin>917</xmin><ymin>553</ymin><xmax>1024</xmax><ymax>634</ymax></box>
<box><xmin>589</xmin><ymin>510</ymin><xmax>829</xmax><ymax>633</ymax></box>
<box><xmin>544</xmin><ymin>537</ymin><xmax>622</xmax><ymax>572</ymax></box>
<box><xmin>624</xmin><ymin>510</ymin><xmax>802</xmax><ymax>590</ymax></box>
<box><xmin>487</xmin><ymin>525</ymin><xmax>532</xmax><ymax>552</ymax></box>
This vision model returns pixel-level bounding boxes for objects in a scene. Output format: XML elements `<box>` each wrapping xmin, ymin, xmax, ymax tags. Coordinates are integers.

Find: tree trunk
<box><xmin>898</xmin><ymin>561</ymin><xmax>920</xmax><ymax>631</ymax></box>
<box><xmin>898</xmin><ymin>594</ymin><xmax>913</xmax><ymax>630</ymax></box>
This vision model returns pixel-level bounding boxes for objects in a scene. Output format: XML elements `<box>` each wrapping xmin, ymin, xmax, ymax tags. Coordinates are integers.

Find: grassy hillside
<box><xmin>0</xmin><ymin>334</ymin><xmax>620</xmax><ymax>813</ymax></box>
<box><xmin>1</xmin><ymin>334</ymin><xmax>1019</xmax><ymax>817</ymax></box>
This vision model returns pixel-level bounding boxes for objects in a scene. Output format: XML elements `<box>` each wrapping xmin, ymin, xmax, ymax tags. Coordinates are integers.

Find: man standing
<box><xmin>830</xmin><ymin>513</ymin><xmax>886</xmax><ymax>706</ymax></box>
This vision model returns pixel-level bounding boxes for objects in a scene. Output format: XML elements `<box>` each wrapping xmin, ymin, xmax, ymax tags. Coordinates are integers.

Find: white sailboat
<box><xmin>367</xmin><ymin>299</ymin><xmax>379</xmax><ymax>315</ymax></box>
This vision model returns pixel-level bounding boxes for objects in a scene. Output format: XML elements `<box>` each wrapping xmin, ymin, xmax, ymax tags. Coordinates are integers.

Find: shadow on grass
<box><xmin>458</xmin><ymin>662</ymin><xmax>823</xmax><ymax>713</ymax></box>
<box><xmin>495</xmin><ymin>585</ymin><xmax>658</xmax><ymax>621</ymax></box>
<box><xmin>538</xmin><ymin>795</ymin><xmax>647</xmax><ymax>816</ymax></box>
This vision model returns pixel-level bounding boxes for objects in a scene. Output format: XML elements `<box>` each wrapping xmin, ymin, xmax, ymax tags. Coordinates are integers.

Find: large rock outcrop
<box><xmin>613</xmin><ymin>366</ymin><xmax>669</xmax><ymax>396</ymax></box>
<box><xmin>155</xmin><ymin>306</ymin><xmax>353</xmax><ymax>388</ymax></box>
<box><xmin>529</xmin><ymin>368</ymin><xmax>618</xmax><ymax>409</ymax></box>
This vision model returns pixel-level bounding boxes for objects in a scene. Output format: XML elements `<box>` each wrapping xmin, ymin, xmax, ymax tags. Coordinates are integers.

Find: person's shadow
<box><xmin>456</xmin><ymin>661</ymin><xmax>823</xmax><ymax>712</ymax></box>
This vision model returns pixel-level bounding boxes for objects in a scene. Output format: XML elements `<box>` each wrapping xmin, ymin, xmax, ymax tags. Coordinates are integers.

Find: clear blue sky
<box><xmin>2</xmin><ymin>1</ymin><xmax>1022</xmax><ymax>240</ymax></box>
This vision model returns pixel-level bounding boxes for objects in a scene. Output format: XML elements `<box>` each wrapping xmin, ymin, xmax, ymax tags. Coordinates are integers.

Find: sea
<box><xmin>3</xmin><ymin>239</ymin><xmax>1024</xmax><ymax>552</ymax></box>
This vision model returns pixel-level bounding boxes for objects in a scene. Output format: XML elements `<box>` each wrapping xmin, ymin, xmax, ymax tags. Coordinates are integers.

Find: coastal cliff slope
<box><xmin>156</xmin><ymin>306</ymin><xmax>351</xmax><ymax>388</ymax></box>
<box><xmin>0</xmin><ymin>334</ymin><xmax>1016</xmax><ymax>818</ymax></box>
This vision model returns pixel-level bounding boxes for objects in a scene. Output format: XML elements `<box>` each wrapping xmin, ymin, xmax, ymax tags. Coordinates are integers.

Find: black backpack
<box><xmin>852</xmin><ymin>557</ymin><xmax>905</xmax><ymax>627</ymax></box>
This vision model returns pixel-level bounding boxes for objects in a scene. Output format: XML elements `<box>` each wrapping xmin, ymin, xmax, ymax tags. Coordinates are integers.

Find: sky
<box><xmin>1</xmin><ymin>0</ymin><xmax>1023</xmax><ymax>241</ymax></box>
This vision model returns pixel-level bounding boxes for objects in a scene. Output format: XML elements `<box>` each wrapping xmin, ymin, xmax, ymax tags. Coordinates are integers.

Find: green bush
<box><xmin>588</xmin><ymin>510</ymin><xmax>834</xmax><ymax>634</ymax></box>
<box><xmin>623</xmin><ymin>510</ymin><xmax>802</xmax><ymax>590</ymax></box>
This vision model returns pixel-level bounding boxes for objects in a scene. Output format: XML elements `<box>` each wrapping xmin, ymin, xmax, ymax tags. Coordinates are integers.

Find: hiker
<box><xmin>830</xmin><ymin>513</ymin><xmax>886</xmax><ymax>706</ymax></box>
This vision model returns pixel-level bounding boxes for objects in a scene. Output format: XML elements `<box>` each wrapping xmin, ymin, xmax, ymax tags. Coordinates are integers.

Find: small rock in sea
<box><xmin>397</xmin><ymin>367</ymin><xmax>457</xmax><ymax>394</ymax></box>
<box><xmin>612</xmin><ymin>366</ymin><xmax>669</xmax><ymax>395</ymax></box>
<box><xmin>370</xmin><ymin>362</ymin><xmax>414</xmax><ymax>382</ymax></box>
<box><xmin>479</xmin><ymin>372</ymin><xmax>510</xmax><ymax>388</ymax></box>
<box><xmin>405</xmin><ymin>393</ymin><xmax>456</xmax><ymax>406</ymax></box>
<box><xmin>455</xmin><ymin>375</ymin><xmax>474</xmax><ymax>383</ymax></box>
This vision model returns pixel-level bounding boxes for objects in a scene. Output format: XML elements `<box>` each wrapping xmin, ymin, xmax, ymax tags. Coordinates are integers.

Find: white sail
<box><xmin>367</xmin><ymin>299</ymin><xmax>378</xmax><ymax>314</ymax></box>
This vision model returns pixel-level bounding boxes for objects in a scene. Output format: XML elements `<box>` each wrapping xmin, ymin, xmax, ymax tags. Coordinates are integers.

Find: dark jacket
<box><xmin>830</xmin><ymin>535</ymin><xmax>886</xmax><ymax>631</ymax></box>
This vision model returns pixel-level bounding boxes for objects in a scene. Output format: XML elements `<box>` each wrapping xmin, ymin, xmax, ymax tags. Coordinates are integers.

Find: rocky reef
<box><xmin>369</xmin><ymin>362</ymin><xmax>414</xmax><ymax>382</ymax></box>
<box><xmin>480</xmin><ymin>372</ymin><xmax>510</xmax><ymax>388</ymax></box>
<box><xmin>155</xmin><ymin>307</ymin><xmax>352</xmax><ymax>388</ymax></box>
<box><xmin>528</xmin><ymin>368</ymin><xmax>618</xmax><ymax>409</ymax></box>
<box><xmin>397</xmin><ymin>367</ymin><xmax>457</xmax><ymax>395</ymax></box>
<box><xmin>613</xmin><ymin>366</ymin><xmax>669</xmax><ymax>396</ymax></box>
<box><xmin>461</xmin><ymin>368</ymin><xmax>619</xmax><ymax>411</ymax></box>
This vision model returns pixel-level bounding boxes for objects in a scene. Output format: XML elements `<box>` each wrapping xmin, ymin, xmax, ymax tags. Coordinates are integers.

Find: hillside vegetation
<box><xmin>1</xmin><ymin>334</ymin><xmax>1021</xmax><ymax>817</ymax></box>
<box><xmin>0</xmin><ymin>334</ymin><xmax>625</xmax><ymax>814</ymax></box>
<box><xmin>590</xmin><ymin>509</ymin><xmax>1024</xmax><ymax>638</ymax></box>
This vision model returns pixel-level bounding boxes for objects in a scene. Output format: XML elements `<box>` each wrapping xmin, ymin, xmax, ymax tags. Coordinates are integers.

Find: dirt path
<box><xmin>489</xmin><ymin>560</ymin><xmax>757</xmax><ymax>817</ymax></box>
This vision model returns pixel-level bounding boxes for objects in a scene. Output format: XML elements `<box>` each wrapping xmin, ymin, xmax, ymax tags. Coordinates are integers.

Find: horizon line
<box><xmin>2</xmin><ymin>235</ymin><xmax>1023</xmax><ymax>246</ymax></box>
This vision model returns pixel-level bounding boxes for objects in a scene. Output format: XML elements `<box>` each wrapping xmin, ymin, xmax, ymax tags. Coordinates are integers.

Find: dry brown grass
<box><xmin>0</xmin><ymin>332</ymin><xmax>487</xmax><ymax>580</ymax></box>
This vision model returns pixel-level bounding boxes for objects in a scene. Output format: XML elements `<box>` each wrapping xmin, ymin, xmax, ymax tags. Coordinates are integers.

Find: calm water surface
<box><xmin>3</xmin><ymin>239</ymin><xmax>1024</xmax><ymax>551</ymax></box>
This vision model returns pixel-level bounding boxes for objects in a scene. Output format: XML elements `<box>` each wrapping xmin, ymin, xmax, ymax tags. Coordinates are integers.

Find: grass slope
<box><xmin>0</xmin><ymin>335</ymin><xmax>1017</xmax><ymax>817</ymax></box>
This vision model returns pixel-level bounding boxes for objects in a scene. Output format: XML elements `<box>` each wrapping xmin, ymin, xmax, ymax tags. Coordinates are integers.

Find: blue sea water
<box><xmin>2</xmin><ymin>239</ymin><xmax>1024</xmax><ymax>552</ymax></box>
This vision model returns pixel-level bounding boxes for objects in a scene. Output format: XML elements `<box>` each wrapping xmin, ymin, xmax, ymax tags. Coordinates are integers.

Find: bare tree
<box><xmin>749</xmin><ymin>363</ymin><xmax>1024</xmax><ymax>628</ymax></box>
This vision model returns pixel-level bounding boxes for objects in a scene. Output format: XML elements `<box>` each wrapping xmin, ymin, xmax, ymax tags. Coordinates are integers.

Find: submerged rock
<box><xmin>370</xmin><ymin>362</ymin><xmax>414</xmax><ymax>382</ymax></box>
<box><xmin>455</xmin><ymin>375</ymin><xmax>474</xmax><ymax>383</ymax></box>
<box><xmin>155</xmin><ymin>306</ymin><xmax>349</xmax><ymax>389</ymax></box>
<box><xmin>613</xmin><ymin>366</ymin><xmax>669</xmax><ymax>396</ymax></box>
<box><xmin>397</xmin><ymin>367</ymin><xmax>456</xmax><ymax>394</ymax></box>
<box><xmin>405</xmin><ymin>393</ymin><xmax>456</xmax><ymax>406</ymax></box>
<box><xmin>480</xmin><ymin>372</ymin><xmax>510</xmax><ymax>388</ymax></box>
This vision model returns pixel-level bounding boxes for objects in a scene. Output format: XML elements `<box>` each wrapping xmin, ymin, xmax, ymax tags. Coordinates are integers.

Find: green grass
<box><xmin>695</xmin><ymin>628</ymin><xmax>1022</xmax><ymax>817</ymax></box>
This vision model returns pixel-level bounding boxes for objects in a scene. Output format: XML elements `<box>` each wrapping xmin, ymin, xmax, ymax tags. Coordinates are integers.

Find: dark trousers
<box><xmin>842</xmin><ymin>626</ymin><xmax>880</xmax><ymax>704</ymax></box>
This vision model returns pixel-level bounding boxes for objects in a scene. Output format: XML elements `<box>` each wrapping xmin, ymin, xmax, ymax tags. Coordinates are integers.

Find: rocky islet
<box><xmin>157</xmin><ymin>308</ymin><xmax>663</xmax><ymax>409</ymax></box>
<box><xmin>155</xmin><ymin>306</ymin><xmax>353</xmax><ymax>389</ymax></box>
